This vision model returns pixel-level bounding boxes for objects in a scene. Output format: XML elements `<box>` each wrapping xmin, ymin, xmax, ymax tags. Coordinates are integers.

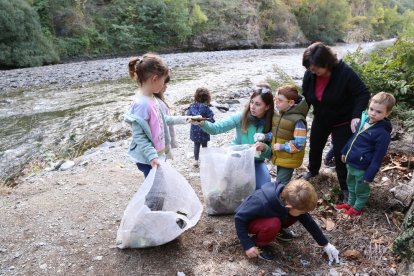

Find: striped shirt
<box><xmin>280</xmin><ymin>120</ymin><xmax>307</xmax><ymax>153</ymax></box>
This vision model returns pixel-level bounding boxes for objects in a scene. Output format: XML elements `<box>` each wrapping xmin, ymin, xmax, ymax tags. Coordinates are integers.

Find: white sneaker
<box><xmin>193</xmin><ymin>160</ymin><xmax>199</xmax><ymax>168</ymax></box>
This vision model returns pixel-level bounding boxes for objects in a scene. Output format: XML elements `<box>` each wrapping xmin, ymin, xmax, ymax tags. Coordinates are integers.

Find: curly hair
<box><xmin>194</xmin><ymin>87</ymin><xmax>211</xmax><ymax>104</ymax></box>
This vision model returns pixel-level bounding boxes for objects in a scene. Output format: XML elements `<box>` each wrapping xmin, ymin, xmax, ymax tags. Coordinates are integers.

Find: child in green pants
<box><xmin>336</xmin><ymin>92</ymin><xmax>396</xmax><ymax>217</ymax></box>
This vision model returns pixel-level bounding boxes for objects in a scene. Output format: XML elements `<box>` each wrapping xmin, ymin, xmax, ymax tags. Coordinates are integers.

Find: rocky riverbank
<box><xmin>1</xmin><ymin>41</ymin><xmax>412</xmax><ymax>275</ymax></box>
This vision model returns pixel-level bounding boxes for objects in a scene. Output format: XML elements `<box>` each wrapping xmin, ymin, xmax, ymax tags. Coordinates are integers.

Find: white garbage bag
<box><xmin>200</xmin><ymin>145</ymin><xmax>256</xmax><ymax>215</ymax></box>
<box><xmin>116</xmin><ymin>160</ymin><xmax>203</xmax><ymax>248</ymax></box>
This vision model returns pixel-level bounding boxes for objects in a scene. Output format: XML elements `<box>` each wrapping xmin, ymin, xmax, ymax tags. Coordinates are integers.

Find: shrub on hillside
<box><xmin>0</xmin><ymin>0</ymin><xmax>59</xmax><ymax>68</ymax></box>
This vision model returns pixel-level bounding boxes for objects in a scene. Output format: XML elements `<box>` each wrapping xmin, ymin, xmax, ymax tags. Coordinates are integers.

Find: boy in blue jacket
<box><xmin>336</xmin><ymin>92</ymin><xmax>396</xmax><ymax>217</ymax></box>
<box><xmin>235</xmin><ymin>179</ymin><xmax>339</xmax><ymax>264</ymax></box>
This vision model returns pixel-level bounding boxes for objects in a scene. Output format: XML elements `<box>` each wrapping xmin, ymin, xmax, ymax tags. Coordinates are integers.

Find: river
<box><xmin>0</xmin><ymin>40</ymin><xmax>395</xmax><ymax>184</ymax></box>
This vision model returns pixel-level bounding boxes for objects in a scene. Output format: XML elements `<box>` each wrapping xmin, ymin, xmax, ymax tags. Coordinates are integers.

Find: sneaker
<box><xmin>335</xmin><ymin>203</ymin><xmax>351</xmax><ymax>210</ymax></box>
<box><xmin>276</xmin><ymin>229</ymin><xmax>294</xmax><ymax>242</ymax></box>
<box><xmin>344</xmin><ymin>207</ymin><xmax>362</xmax><ymax>217</ymax></box>
<box><xmin>303</xmin><ymin>171</ymin><xmax>318</xmax><ymax>181</ymax></box>
<box><xmin>324</xmin><ymin>158</ymin><xmax>336</xmax><ymax>168</ymax></box>
<box><xmin>193</xmin><ymin>160</ymin><xmax>199</xmax><ymax>168</ymax></box>
<box><xmin>257</xmin><ymin>246</ymin><xmax>275</xmax><ymax>261</ymax></box>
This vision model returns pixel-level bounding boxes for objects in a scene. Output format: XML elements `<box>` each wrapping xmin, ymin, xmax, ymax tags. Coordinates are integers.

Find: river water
<box><xmin>0</xmin><ymin>40</ymin><xmax>394</xmax><ymax>183</ymax></box>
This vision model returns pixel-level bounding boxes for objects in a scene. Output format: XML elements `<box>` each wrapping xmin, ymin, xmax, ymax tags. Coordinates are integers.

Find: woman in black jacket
<box><xmin>301</xmin><ymin>42</ymin><xmax>370</xmax><ymax>200</ymax></box>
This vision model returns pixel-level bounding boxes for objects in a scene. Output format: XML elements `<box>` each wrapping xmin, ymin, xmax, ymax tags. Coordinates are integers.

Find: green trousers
<box><xmin>277</xmin><ymin>166</ymin><xmax>294</xmax><ymax>185</ymax></box>
<box><xmin>347</xmin><ymin>165</ymin><xmax>371</xmax><ymax>211</ymax></box>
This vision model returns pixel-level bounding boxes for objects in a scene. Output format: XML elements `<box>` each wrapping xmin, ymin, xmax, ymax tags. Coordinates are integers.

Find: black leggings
<box><xmin>308</xmin><ymin>120</ymin><xmax>353</xmax><ymax>192</ymax></box>
<box><xmin>194</xmin><ymin>141</ymin><xmax>208</xmax><ymax>160</ymax></box>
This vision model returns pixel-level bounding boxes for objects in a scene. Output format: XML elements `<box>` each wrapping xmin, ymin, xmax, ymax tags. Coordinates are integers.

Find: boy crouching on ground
<box><xmin>234</xmin><ymin>179</ymin><xmax>339</xmax><ymax>264</ymax></box>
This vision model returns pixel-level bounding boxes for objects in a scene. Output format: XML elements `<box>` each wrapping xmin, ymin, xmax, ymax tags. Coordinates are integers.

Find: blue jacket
<box><xmin>234</xmin><ymin>181</ymin><xmax>328</xmax><ymax>250</ymax></box>
<box><xmin>187</xmin><ymin>103</ymin><xmax>215</xmax><ymax>142</ymax></box>
<box><xmin>342</xmin><ymin>111</ymin><xmax>392</xmax><ymax>182</ymax></box>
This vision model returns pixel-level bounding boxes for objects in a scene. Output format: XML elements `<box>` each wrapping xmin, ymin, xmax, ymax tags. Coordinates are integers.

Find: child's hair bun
<box><xmin>128</xmin><ymin>57</ymin><xmax>142</xmax><ymax>80</ymax></box>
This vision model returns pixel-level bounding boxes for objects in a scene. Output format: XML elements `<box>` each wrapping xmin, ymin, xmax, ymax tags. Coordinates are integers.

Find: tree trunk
<box><xmin>393</xmin><ymin>175</ymin><xmax>414</xmax><ymax>274</ymax></box>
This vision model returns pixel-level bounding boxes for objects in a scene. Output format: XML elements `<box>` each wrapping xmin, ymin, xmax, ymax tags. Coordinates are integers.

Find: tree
<box><xmin>0</xmin><ymin>0</ymin><xmax>59</xmax><ymax>68</ymax></box>
<box><xmin>293</xmin><ymin>0</ymin><xmax>351</xmax><ymax>44</ymax></box>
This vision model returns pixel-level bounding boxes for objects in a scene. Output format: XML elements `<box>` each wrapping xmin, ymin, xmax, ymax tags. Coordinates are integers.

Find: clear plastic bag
<box><xmin>116</xmin><ymin>160</ymin><xmax>203</xmax><ymax>248</ymax></box>
<box><xmin>200</xmin><ymin>145</ymin><xmax>256</xmax><ymax>215</ymax></box>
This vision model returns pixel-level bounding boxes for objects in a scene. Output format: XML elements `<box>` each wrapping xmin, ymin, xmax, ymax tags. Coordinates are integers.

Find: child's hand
<box><xmin>186</xmin><ymin>115</ymin><xmax>203</xmax><ymax>124</ymax></box>
<box><xmin>273</xmin><ymin>143</ymin><xmax>282</xmax><ymax>151</ymax></box>
<box><xmin>150</xmin><ymin>158</ymin><xmax>160</xmax><ymax>168</ymax></box>
<box><xmin>245</xmin><ymin>246</ymin><xmax>260</xmax><ymax>258</ymax></box>
<box><xmin>341</xmin><ymin>155</ymin><xmax>346</xmax><ymax>163</ymax></box>
<box><xmin>323</xmin><ymin>243</ymin><xmax>340</xmax><ymax>265</ymax></box>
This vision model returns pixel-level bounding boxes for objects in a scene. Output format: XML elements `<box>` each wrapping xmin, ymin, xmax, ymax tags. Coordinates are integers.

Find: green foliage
<box><xmin>2</xmin><ymin>0</ymin><xmax>414</xmax><ymax>67</ymax></box>
<box><xmin>293</xmin><ymin>0</ymin><xmax>351</xmax><ymax>44</ymax></box>
<box><xmin>346</xmin><ymin>0</ymin><xmax>408</xmax><ymax>41</ymax></box>
<box><xmin>0</xmin><ymin>0</ymin><xmax>59</xmax><ymax>68</ymax></box>
<box><xmin>370</xmin><ymin>5</ymin><xmax>404</xmax><ymax>38</ymax></box>
<box><xmin>400</xmin><ymin>10</ymin><xmax>414</xmax><ymax>38</ymax></box>
<box><xmin>197</xmin><ymin>0</ymin><xmax>256</xmax><ymax>34</ymax></box>
<box><xmin>258</xmin><ymin>0</ymin><xmax>304</xmax><ymax>43</ymax></box>
<box><xmin>344</xmin><ymin>39</ymin><xmax>414</xmax><ymax>128</ymax></box>
<box><xmin>164</xmin><ymin>0</ymin><xmax>192</xmax><ymax>44</ymax></box>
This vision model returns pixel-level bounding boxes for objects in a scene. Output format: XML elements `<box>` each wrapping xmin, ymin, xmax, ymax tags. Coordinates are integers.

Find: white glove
<box><xmin>253</xmin><ymin>133</ymin><xmax>266</xmax><ymax>142</ymax></box>
<box><xmin>323</xmin><ymin>243</ymin><xmax>339</xmax><ymax>265</ymax></box>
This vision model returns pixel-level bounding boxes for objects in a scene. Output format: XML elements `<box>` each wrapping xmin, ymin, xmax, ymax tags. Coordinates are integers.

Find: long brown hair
<box><xmin>241</xmin><ymin>83</ymin><xmax>274</xmax><ymax>133</ymax></box>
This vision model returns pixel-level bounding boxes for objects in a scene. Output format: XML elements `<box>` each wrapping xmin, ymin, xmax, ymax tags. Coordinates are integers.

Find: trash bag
<box><xmin>116</xmin><ymin>160</ymin><xmax>203</xmax><ymax>248</ymax></box>
<box><xmin>200</xmin><ymin>145</ymin><xmax>256</xmax><ymax>215</ymax></box>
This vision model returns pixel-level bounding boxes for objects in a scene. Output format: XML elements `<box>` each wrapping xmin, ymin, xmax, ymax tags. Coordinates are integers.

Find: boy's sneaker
<box><xmin>335</xmin><ymin>203</ymin><xmax>351</xmax><ymax>211</ymax></box>
<box><xmin>276</xmin><ymin>229</ymin><xmax>294</xmax><ymax>242</ymax></box>
<box><xmin>193</xmin><ymin>160</ymin><xmax>199</xmax><ymax>168</ymax></box>
<box><xmin>344</xmin><ymin>207</ymin><xmax>362</xmax><ymax>217</ymax></box>
<box><xmin>257</xmin><ymin>246</ymin><xmax>275</xmax><ymax>261</ymax></box>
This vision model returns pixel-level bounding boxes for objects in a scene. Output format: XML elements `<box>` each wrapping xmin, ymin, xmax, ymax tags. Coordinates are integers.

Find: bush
<box><xmin>344</xmin><ymin>39</ymin><xmax>414</xmax><ymax>129</ymax></box>
<box><xmin>293</xmin><ymin>0</ymin><xmax>350</xmax><ymax>44</ymax></box>
<box><xmin>0</xmin><ymin>0</ymin><xmax>59</xmax><ymax>68</ymax></box>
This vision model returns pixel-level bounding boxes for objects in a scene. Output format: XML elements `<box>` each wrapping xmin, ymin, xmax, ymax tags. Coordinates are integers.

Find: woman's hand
<box><xmin>150</xmin><ymin>158</ymin><xmax>160</xmax><ymax>168</ymax></box>
<box><xmin>253</xmin><ymin>142</ymin><xmax>266</xmax><ymax>152</ymax></box>
<box><xmin>245</xmin><ymin>246</ymin><xmax>260</xmax><ymax>258</ymax></box>
<box><xmin>350</xmin><ymin>118</ymin><xmax>360</xmax><ymax>133</ymax></box>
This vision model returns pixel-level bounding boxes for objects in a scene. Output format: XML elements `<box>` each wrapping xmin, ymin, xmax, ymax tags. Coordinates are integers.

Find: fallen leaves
<box><xmin>343</xmin><ymin>249</ymin><xmax>362</xmax><ymax>259</ymax></box>
<box><xmin>320</xmin><ymin>217</ymin><xmax>336</xmax><ymax>231</ymax></box>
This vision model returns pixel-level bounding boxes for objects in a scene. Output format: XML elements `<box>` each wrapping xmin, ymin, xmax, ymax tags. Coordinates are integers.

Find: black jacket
<box><xmin>302</xmin><ymin>60</ymin><xmax>370</xmax><ymax>126</ymax></box>
<box><xmin>234</xmin><ymin>181</ymin><xmax>328</xmax><ymax>250</ymax></box>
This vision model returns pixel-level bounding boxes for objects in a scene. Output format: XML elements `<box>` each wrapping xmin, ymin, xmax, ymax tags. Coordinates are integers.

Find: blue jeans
<box><xmin>255</xmin><ymin>161</ymin><xmax>271</xmax><ymax>190</ymax></box>
<box><xmin>136</xmin><ymin>163</ymin><xmax>152</xmax><ymax>178</ymax></box>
